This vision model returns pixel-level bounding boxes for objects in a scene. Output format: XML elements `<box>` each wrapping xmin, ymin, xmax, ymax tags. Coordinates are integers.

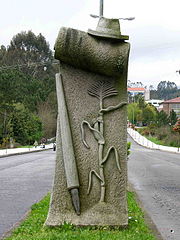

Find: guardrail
<box><xmin>127</xmin><ymin>128</ymin><xmax>180</xmax><ymax>153</ymax></box>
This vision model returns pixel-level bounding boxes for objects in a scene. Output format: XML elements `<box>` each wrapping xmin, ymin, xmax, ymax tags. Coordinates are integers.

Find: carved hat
<box><xmin>88</xmin><ymin>17</ymin><xmax>129</xmax><ymax>40</ymax></box>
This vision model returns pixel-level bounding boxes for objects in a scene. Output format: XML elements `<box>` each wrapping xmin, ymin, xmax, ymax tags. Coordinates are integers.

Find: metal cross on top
<box><xmin>99</xmin><ymin>0</ymin><xmax>104</xmax><ymax>17</ymax></box>
<box><xmin>90</xmin><ymin>0</ymin><xmax>135</xmax><ymax>21</ymax></box>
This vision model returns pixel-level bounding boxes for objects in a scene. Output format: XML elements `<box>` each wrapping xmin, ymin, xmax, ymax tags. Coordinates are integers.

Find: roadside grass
<box><xmin>136</xmin><ymin>126</ymin><xmax>179</xmax><ymax>148</ymax></box>
<box><xmin>19</xmin><ymin>145</ymin><xmax>33</xmax><ymax>148</ymax></box>
<box><xmin>146</xmin><ymin>136</ymin><xmax>178</xmax><ymax>148</ymax></box>
<box><xmin>146</xmin><ymin>136</ymin><xmax>164</xmax><ymax>146</ymax></box>
<box><xmin>4</xmin><ymin>192</ymin><xmax>157</xmax><ymax>240</ymax></box>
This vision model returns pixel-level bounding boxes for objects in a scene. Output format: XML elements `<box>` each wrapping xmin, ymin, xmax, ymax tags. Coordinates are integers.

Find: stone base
<box><xmin>46</xmin><ymin>202</ymin><xmax>128</xmax><ymax>226</ymax></box>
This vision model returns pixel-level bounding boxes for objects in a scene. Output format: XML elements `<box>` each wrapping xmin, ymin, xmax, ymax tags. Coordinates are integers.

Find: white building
<box><xmin>128</xmin><ymin>87</ymin><xmax>150</xmax><ymax>101</ymax></box>
<box><xmin>146</xmin><ymin>99</ymin><xmax>164</xmax><ymax>108</ymax></box>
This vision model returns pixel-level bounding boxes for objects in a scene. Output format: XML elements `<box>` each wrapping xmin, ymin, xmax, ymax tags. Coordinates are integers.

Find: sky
<box><xmin>1</xmin><ymin>0</ymin><xmax>180</xmax><ymax>88</ymax></box>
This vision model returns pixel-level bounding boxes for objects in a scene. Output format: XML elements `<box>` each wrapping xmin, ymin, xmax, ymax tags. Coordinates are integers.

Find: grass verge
<box><xmin>4</xmin><ymin>192</ymin><xmax>157</xmax><ymax>240</ymax></box>
<box><xmin>146</xmin><ymin>137</ymin><xmax>164</xmax><ymax>146</ymax></box>
<box><xmin>19</xmin><ymin>145</ymin><xmax>33</xmax><ymax>148</ymax></box>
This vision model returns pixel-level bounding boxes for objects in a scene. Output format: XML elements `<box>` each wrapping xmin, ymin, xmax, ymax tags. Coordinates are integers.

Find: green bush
<box><xmin>127</xmin><ymin>142</ymin><xmax>131</xmax><ymax>156</ymax></box>
<box><xmin>140</xmin><ymin>125</ymin><xmax>180</xmax><ymax>148</ymax></box>
<box><xmin>141</xmin><ymin>128</ymin><xmax>150</xmax><ymax>136</ymax></box>
<box><xmin>155</xmin><ymin>126</ymin><xmax>170</xmax><ymax>140</ymax></box>
<box><xmin>165</xmin><ymin>134</ymin><xmax>179</xmax><ymax>147</ymax></box>
<box><xmin>9</xmin><ymin>104</ymin><xmax>43</xmax><ymax>145</ymax></box>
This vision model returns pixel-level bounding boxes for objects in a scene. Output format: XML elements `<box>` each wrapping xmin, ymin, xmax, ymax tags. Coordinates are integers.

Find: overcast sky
<box><xmin>1</xmin><ymin>0</ymin><xmax>180</xmax><ymax>88</ymax></box>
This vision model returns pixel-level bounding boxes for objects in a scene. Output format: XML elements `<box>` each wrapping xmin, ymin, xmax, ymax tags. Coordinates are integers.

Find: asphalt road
<box><xmin>1</xmin><ymin>140</ymin><xmax>180</xmax><ymax>240</ymax></box>
<box><xmin>0</xmin><ymin>150</ymin><xmax>55</xmax><ymax>238</ymax></box>
<box><xmin>128</xmin><ymin>136</ymin><xmax>180</xmax><ymax>240</ymax></box>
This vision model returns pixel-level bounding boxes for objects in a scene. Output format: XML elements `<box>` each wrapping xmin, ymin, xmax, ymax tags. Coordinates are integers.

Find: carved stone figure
<box><xmin>81</xmin><ymin>80</ymin><xmax>127</xmax><ymax>203</ymax></box>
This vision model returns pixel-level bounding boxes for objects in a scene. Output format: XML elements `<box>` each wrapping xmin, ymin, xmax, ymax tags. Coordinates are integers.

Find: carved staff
<box><xmin>56</xmin><ymin>73</ymin><xmax>80</xmax><ymax>215</ymax></box>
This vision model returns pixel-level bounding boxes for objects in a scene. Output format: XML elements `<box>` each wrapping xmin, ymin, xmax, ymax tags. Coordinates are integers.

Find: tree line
<box><xmin>128</xmin><ymin>80</ymin><xmax>180</xmax><ymax>101</ymax></box>
<box><xmin>0</xmin><ymin>31</ymin><xmax>58</xmax><ymax>147</ymax></box>
<box><xmin>150</xmin><ymin>81</ymin><xmax>180</xmax><ymax>100</ymax></box>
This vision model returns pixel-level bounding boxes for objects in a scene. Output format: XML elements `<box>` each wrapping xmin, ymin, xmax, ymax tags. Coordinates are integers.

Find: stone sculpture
<box><xmin>46</xmin><ymin>1</ymin><xmax>130</xmax><ymax>226</ymax></box>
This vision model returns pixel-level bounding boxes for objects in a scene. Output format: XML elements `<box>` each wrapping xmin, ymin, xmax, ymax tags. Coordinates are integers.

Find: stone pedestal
<box><xmin>45</xmin><ymin>27</ymin><xmax>130</xmax><ymax>226</ymax></box>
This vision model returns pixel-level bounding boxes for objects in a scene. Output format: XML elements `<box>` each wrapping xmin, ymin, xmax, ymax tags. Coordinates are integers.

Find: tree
<box><xmin>128</xmin><ymin>103</ymin><xmax>142</xmax><ymax>124</ymax></box>
<box><xmin>3</xmin><ymin>31</ymin><xmax>52</xmax><ymax>64</ymax></box>
<box><xmin>173</xmin><ymin>118</ymin><xmax>180</xmax><ymax>151</ymax></box>
<box><xmin>134</xmin><ymin>93</ymin><xmax>144</xmax><ymax>103</ymax></box>
<box><xmin>157</xmin><ymin>110</ymin><xmax>169</xmax><ymax>126</ymax></box>
<box><xmin>149</xmin><ymin>85</ymin><xmax>154</xmax><ymax>91</ymax></box>
<box><xmin>168</xmin><ymin>110</ymin><xmax>178</xmax><ymax>126</ymax></box>
<box><xmin>0</xmin><ymin>45</ymin><xmax>6</xmax><ymax>63</ymax></box>
<box><xmin>0</xmin><ymin>68</ymin><xmax>49</xmax><ymax>112</ymax></box>
<box><xmin>142</xmin><ymin>104</ymin><xmax>156</xmax><ymax>125</ymax></box>
<box><xmin>0</xmin><ymin>104</ymin><xmax>15</xmax><ymax>143</ymax></box>
<box><xmin>157</xmin><ymin>81</ymin><xmax>178</xmax><ymax>100</ymax></box>
<box><xmin>0</xmin><ymin>69</ymin><xmax>27</xmax><ymax>104</ymax></box>
<box><xmin>0</xmin><ymin>31</ymin><xmax>57</xmax><ymax>142</ymax></box>
<box><xmin>37</xmin><ymin>92</ymin><xmax>57</xmax><ymax>138</ymax></box>
<box><xmin>8</xmin><ymin>104</ymin><xmax>43</xmax><ymax>145</ymax></box>
<box><xmin>0</xmin><ymin>31</ymin><xmax>56</xmax><ymax>88</ymax></box>
<box><xmin>138</xmin><ymin>95</ymin><xmax>146</xmax><ymax>109</ymax></box>
<box><xmin>150</xmin><ymin>89</ymin><xmax>158</xmax><ymax>99</ymax></box>
<box><xmin>128</xmin><ymin>81</ymin><xmax>144</xmax><ymax>88</ymax></box>
<box><xmin>0</xmin><ymin>31</ymin><xmax>57</xmax><ymax>112</ymax></box>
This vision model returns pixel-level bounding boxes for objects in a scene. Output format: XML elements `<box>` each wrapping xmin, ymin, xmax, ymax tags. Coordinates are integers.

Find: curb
<box><xmin>128</xmin><ymin>128</ymin><xmax>180</xmax><ymax>154</ymax></box>
<box><xmin>0</xmin><ymin>210</ymin><xmax>31</xmax><ymax>240</ymax></box>
<box><xmin>128</xmin><ymin>133</ymin><xmax>180</xmax><ymax>155</ymax></box>
<box><xmin>0</xmin><ymin>147</ymin><xmax>53</xmax><ymax>158</ymax></box>
<box><xmin>0</xmin><ymin>193</ymin><xmax>51</xmax><ymax>240</ymax></box>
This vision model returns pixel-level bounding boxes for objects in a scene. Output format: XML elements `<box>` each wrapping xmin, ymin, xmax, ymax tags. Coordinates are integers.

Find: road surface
<box><xmin>1</xmin><ymin>140</ymin><xmax>180</xmax><ymax>240</ymax></box>
<box><xmin>128</xmin><ymin>136</ymin><xmax>180</xmax><ymax>240</ymax></box>
<box><xmin>0</xmin><ymin>150</ymin><xmax>55</xmax><ymax>238</ymax></box>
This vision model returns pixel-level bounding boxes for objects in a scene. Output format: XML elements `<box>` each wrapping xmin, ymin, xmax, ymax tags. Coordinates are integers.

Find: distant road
<box><xmin>0</xmin><ymin>150</ymin><xmax>55</xmax><ymax>238</ymax></box>
<box><xmin>128</xmin><ymin>136</ymin><xmax>180</xmax><ymax>240</ymax></box>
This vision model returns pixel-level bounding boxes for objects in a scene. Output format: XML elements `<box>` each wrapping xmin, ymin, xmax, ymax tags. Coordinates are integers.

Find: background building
<box><xmin>160</xmin><ymin>97</ymin><xmax>180</xmax><ymax>117</ymax></box>
<box><xmin>128</xmin><ymin>87</ymin><xmax>150</xmax><ymax>101</ymax></box>
<box><xmin>146</xmin><ymin>99</ymin><xmax>164</xmax><ymax>108</ymax></box>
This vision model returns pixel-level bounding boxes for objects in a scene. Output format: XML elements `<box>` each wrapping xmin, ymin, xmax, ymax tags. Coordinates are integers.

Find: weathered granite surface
<box><xmin>54</xmin><ymin>27</ymin><xmax>129</xmax><ymax>77</ymax></box>
<box><xmin>45</xmin><ymin>27</ymin><xmax>130</xmax><ymax>226</ymax></box>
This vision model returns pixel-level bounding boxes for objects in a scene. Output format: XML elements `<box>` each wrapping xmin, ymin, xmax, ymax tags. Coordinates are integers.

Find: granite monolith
<box><xmin>45</xmin><ymin>26</ymin><xmax>130</xmax><ymax>226</ymax></box>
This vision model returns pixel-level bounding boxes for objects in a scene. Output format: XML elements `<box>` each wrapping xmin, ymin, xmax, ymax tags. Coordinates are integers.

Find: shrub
<box><xmin>141</xmin><ymin>129</ymin><xmax>150</xmax><ymax>136</ymax></box>
<box><xmin>155</xmin><ymin>126</ymin><xmax>170</xmax><ymax>140</ymax></box>
<box><xmin>9</xmin><ymin>104</ymin><xmax>43</xmax><ymax>145</ymax></box>
<box><xmin>147</xmin><ymin>123</ymin><xmax>157</xmax><ymax>135</ymax></box>
<box><xmin>127</xmin><ymin>142</ymin><xmax>131</xmax><ymax>156</ymax></box>
<box><xmin>0</xmin><ymin>137</ymin><xmax>9</xmax><ymax>149</ymax></box>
